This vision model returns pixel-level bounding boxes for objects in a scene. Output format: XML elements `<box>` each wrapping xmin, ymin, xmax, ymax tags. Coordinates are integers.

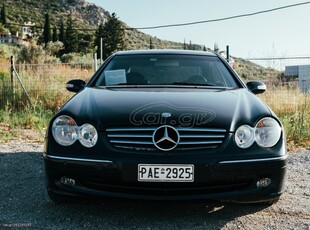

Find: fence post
<box><xmin>93</xmin><ymin>53</ymin><xmax>98</xmax><ymax>73</ymax></box>
<box><xmin>10</xmin><ymin>56</ymin><xmax>15</xmax><ymax>107</ymax></box>
<box><xmin>100</xmin><ymin>37</ymin><xmax>103</xmax><ymax>65</ymax></box>
<box><xmin>10</xmin><ymin>55</ymin><xmax>33</xmax><ymax>108</ymax></box>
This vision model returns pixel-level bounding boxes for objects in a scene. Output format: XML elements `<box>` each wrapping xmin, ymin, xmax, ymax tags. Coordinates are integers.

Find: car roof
<box><xmin>114</xmin><ymin>49</ymin><xmax>217</xmax><ymax>57</ymax></box>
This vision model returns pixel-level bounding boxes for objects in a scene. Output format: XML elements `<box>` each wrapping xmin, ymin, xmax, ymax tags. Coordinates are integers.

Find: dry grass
<box><xmin>1</xmin><ymin>63</ymin><xmax>93</xmax><ymax>111</ymax></box>
<box><xmin>259</xmin><ymin>84</ymin><xmax>310</xmax><ymax>150</ymax></box>
<box><xmin>1</xmin><ymin>62</ymin><xmax>309</xmax><ymax>150</ymax></box>
<box><xmin>259</xmin><ymin>84</ymin><xmax>304</xmax><ymax>116</ymax></box>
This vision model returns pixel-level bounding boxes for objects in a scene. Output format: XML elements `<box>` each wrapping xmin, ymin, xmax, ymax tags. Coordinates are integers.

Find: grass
<box><xmin>0</xmin><ymin>61</ymin><xmax>309</xmax><ymax>151</ymax></box>
<box><xmin>0</xmin><ymin>61</ymin><xmax>92</xmax><ymax>143</ymax></box>
<box><xmin>0</xmin><ymin>106</ymin><xmax>52</xmax><ymax>143</ymax></box>
<box><xmin>259</xmin><ymin>84</ymin><xmax>310</xmax><ymax>150</ymax></box>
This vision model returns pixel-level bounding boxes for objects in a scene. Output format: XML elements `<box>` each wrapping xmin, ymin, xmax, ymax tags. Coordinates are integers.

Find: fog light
<box><xmin>60</xmin><ymin>176</ymin><xmax>76</xmax><ymax>186</ymax></box>
<box><xmin>256</xmin><ymin>178</ymin><xmax>271</xmax><ymax>188</ymax></box>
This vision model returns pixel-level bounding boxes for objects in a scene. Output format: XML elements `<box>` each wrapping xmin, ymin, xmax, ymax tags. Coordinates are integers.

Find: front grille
<box><xmin>106</xmin><ymin>126</ymin><xmax>226</xmax><ymax>151</ymax></box>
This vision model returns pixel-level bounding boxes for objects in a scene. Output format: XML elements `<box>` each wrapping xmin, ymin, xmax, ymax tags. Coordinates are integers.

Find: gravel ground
<box><xmin>0</xmin><ymin>143</ymin><xmax>309</xmax><ymax>230</ymax></box>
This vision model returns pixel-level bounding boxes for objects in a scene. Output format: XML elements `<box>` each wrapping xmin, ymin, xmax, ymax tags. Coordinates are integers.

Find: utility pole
<box><xmin>226</xmin><ymin>45</ymin><xmax>230</xmax><ymax>63</ymax></box>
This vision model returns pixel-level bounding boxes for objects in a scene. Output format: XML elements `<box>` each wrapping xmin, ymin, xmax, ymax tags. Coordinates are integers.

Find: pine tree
<box><xmin>43</xmin><ymin>13</ymin><xmax>51</xmax><ymax>47</ymax></box>
<box><xmin>78</xmin><ymin>31</ymin><xmax>94</xmax><ymax>54</ymax></box>
<box><xmin>183</xmin><ymin>39</ymin><xmax>187</xmax><ymax>50</ymax></box>
<box><xmin>214</xmin><ymin>43</ymin><xmax>219</xmax><ymax>53</ymax></box>
<box><xmin>1</xmin><ymin>4</ymin><xmax>6</xmax><ymax>25</ymax></box>
<box><xmin>189</xmin><ymin>41</ymin><xmax>193</xmax><ymax>50</ymax></box>
<box><xmin>59</xmin><ymin>19</ymin><xmax>65</xmax><ymax>42</ymax></box>
<box><xmin>98</xmin><ymin>13</ymin><xmax>125</xmax><ymax>59</ymax></box>
<box><xmin>149</xmin><ymin>38</ymin><xmax>154</xmax><ymax>49</ymax></box>
<box><xmin>52</xmin><ymin>26</ymin><xmax>58</xmax><ymax>42</ymax></box>
<box><xmin>64</xmin><ymin>17</ymin><xmax>78</xmax><ymax>53</ymax></box>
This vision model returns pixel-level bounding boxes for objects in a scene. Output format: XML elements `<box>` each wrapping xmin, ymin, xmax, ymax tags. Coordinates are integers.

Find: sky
<box><xmin>88</xmin><ymin>0</ymin><xmax>310</xmax><ymax>60</ymax></box>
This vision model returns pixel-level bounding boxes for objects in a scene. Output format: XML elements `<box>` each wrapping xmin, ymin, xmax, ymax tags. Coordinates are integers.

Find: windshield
<box><xmin>94</xmin><ymin>54</ymin><xmax>239</xmax><ymax>88</ymax></box>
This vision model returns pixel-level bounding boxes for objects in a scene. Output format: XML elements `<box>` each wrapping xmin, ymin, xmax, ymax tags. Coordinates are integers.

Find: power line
<box><xmin>4</xmin><ymin>1</ymin><xmax>310</xmax><ymax>32</ymax></box>
<box><xmin>131</xmin><ymin>1</ymin><xmax>310</xmax><ymax>30</ymax></box>
<box><xmin>245</xmin><ymin>56</ymin><xmax>310</xmax><ymax>61</ymax></box>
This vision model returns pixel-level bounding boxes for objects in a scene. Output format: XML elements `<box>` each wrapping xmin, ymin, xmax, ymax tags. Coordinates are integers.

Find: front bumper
<box><xmin>43</xmin><ymin>153</ymin><xmax>287</xmax><ymax>203</ymax></box>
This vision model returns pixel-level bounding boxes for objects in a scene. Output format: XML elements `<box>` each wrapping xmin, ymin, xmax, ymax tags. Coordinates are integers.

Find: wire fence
<box><xmin>0</xmin><ymin>62</ymin><xmax>94</xmax><ymax>111</ymax></box>
<box><xmin>0</xmin><ymin>57</ymin><xmax>309</xmax><ymax>112</ymax></box>
<box><xmin>245</xmin><ymin>56</ymin><xmax>310</xmax><ymax>71</ymax></box>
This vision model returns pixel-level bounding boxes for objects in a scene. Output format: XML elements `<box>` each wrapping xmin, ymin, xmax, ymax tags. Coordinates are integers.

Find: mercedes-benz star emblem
<box><xmin>152</xmin><ymin>125</ymin><xmax>180</xmax><ymax>151</ymax></box>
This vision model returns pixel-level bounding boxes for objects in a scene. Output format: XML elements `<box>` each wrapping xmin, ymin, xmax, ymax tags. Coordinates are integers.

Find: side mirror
<box><xmin>66</xmin><ymin>79</ymin><xmax>86</xmax><ymax>93</ymax></box>
<box><xmin>246</xmin><ymin>81</ymin><xmax>266</xmax><ymax>95</ymax></box>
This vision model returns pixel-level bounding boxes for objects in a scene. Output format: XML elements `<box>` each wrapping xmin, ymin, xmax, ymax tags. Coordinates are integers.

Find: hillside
<box><xmin>1</xmin><ymin>0</ymin><xmax>201</xmax><ymax>49</ymax></box>
<box><xmin>1</xmin><ymin>0</ymin><xmax>109</xmax><ymax>28</ymax></box>
<box><xmin>234</xmin><ymin>58</ymin><xmax>280</xmax><ymax>80</ymax></box>
<box><xmin>0</xmin><ymin>0</ymin><xmax>280</xmax><ymax>79</ymax></box>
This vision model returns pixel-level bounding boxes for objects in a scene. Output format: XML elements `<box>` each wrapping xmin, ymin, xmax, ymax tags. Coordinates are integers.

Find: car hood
<box><xmin>59</xmin><ymin>87</ymin><xmax>272</xmax><ymax>132</ymax></box>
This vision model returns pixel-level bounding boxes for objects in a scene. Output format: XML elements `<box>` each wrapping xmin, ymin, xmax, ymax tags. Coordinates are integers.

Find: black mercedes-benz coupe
<box><xmin>44</xmin><ymin>50</ymin><xmax>287</xmax><ymax>204</ymax></box>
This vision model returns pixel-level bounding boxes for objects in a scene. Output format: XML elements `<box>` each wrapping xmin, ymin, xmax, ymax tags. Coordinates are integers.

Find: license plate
<box><xmin>138</xmin><ymin>164</ymin><xmax>194</xmax><ymax>182</ymax></box>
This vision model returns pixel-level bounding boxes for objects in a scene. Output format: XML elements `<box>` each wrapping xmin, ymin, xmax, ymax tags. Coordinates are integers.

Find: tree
<box><xmin>214</xmin><ymin>43</ymin><xmax>219</xmax><ymax>53</ymax></box>
<box><xmin>189</xmin><ymin>40</ymin><xmax>193</xmax><ymax>50</ymax></box>
<box><xmin>78</xmin><ymin>31</ymin><xmax>94</xmax><ymax>54</ymax></box>
<box><xmin>59</xmin><ymin>19</ymin><xmax>65</xmax><ymax>42</ymax></box>
<box><xmin>64</xmin><ymin>17</ymin><xmax>78</xmax><ymax>53</ymax></box>
<box><xmin>46</xmin><ymin>41</ymin><xmax>64</xmax><ymax>57</ymax></box>
<box><xmin>149</xmin><ymin>38</ymin><xmax>154</xmax><ymax>49</ymax></box>
<box><xmin>17</xmin><ymin>40</ymin><xmax>46</xmax><ymax>64</ymax></box>
<box><xmin>183</xmin><ymin>39</ymin><xmax>187</xmax><ymax>50</ymax></box>
<box><xmin>96</xmin><ymin>13</ymin><xmax>125</xmax><ymax>59</ymax></box>
<box><xmin>52</xmin><ymin>26</ymin><xmax>58</xmax><ymax>42</ymax></box>
<box><xmin>0</xmin><ymin>23</ymin><xmax>6</xmax><ymax>33</ymax></box>
<box><xmin>43</xmin><ymin>13</ymin><xmax>51</xmax><ymax>47</ymax></box>
<box><xmin>1</xmin><ymin>4</ymin><xmax>6</xmax><ymax>25</ymax></box>
<box><xmin>203</xmin><ymin>46</ymin><xmax>207</xmax><ymax>51</ymax></box>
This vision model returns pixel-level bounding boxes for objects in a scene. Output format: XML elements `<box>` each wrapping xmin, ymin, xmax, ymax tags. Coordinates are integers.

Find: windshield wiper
<box><xmin>105</xmin><ymin>83</ymin><xmax>143</xmax><ymax>86</ymax></box>
<box><xmin>170</xmin><ymin>82</ymin><xmax>216</xmax><ymax>86</ymax></box>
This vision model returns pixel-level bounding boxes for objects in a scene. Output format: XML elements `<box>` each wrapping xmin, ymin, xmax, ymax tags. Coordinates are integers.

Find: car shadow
<box><xmin>0</xmin><ymin>152</ymin><xmax>272</xmax><ymax>229</ymax></box>
<box><xmin>44</xmin><ymin>198</ymin><xmax>270</xmax><ymax>229</ymax></box>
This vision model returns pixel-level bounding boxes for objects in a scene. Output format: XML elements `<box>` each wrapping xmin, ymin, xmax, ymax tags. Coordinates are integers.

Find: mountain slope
<box><xmin>1</xmin><ymin>0</ymin><xmax>280</xmax><ymax>79</ymax></box>
<box><xmin>3</xmin><ymin>0</ymin><xmax>109</xmax><ymax>27</ymax></box>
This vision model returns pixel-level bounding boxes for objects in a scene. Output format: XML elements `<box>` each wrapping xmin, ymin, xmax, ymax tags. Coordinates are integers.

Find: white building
<box><xmin>0</xmin><ymin>32</ymin><xmax>24</xmax><ymax>45</ymax></box>
<box><xmin>285</xmin><ymin>65</ymin><xmax>310</xmax><ymax>93</ymax></box>
<box><xmin>22</xmin><ymin>21</ymin><xmax>35</xmax><ymax>39</ymax></box>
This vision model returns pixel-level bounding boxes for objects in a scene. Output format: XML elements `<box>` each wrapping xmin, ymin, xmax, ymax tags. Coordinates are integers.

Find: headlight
<box><xmin>52</xmin><ymin>116</ymin><xmax>98</xmax><ymax>148</ymax></box>
<box><xmin>235</xmin><ymin>117</ymin><xmax>282</xmax><ymax>149</ymax></box>
<box><xmin>235</xmin><ymin>125</ymin><xmax>255</xmax><ymax>148</ymax></box>
<box><xmin>255</xmin><ymin>117</ymin><xmax>281</xmax><ymax>148</ymax></box>
<box><xmin>52</xmin><ymin>115</ymin><xmax>78</xmax><ymax>146</ymax></box>
<box><xmin>79</xmin><ymin>124</ymin><xmax>98</xmax><ymax>148</ymax></box>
